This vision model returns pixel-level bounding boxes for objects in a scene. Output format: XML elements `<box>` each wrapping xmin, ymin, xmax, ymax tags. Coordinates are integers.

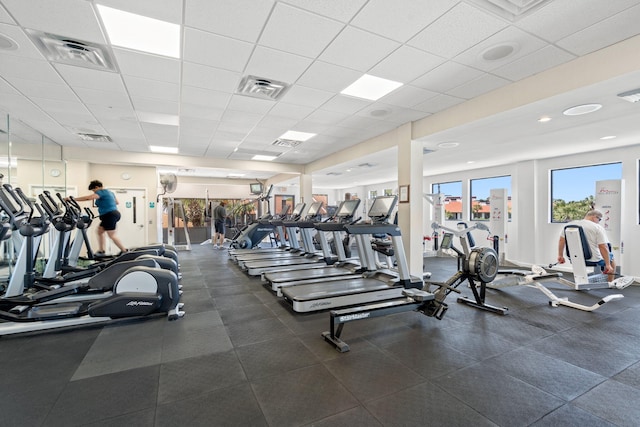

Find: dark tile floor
<box><xmin>1</xmin><ymin>244</ymin><xmax>640</xmax><ymax>426</ymax></box>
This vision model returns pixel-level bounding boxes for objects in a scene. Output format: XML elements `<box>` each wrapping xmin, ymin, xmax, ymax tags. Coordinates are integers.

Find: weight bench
<box><xmin>560</xmin><ymin>225</ymin><xmax>633</xmax><ymax>291</ymax></box>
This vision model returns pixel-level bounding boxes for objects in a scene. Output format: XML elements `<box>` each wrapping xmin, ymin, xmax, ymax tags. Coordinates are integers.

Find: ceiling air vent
<box><xmin>423</xmin><ymin>148</ymin><xmax>436</xmax><ymax>155</ymax></box>
<box><xmin>77</xmin><ymin>133</ymin><xmax>113</xmax><ymax>142</ymax></box>
<box><xmin>358</xmin><ymin>162</ymin><xmax>376</xmax><ymax>168</ymax></box>
<box><xmin>617</xmin><ymin>88</ymin><xmax>640</xmax><ymax>103</ymax></box>
<box><xmin>467</xmin><ymin>0</ymin><xmax>554</xmax><ymax>21</ymax></box>
<box><xmin>272</xmin><ymin>138</ymin><xmax>302</xmax><ymax>148</ymax></box>
<box><xmin>26</xmin><ymin>30</ymin><xmax>118</xmax><ymax>72</ymax></box>
<box><xmin>326</xmin><ymin>172</ymin><xmax>342</xmax><ymax>176</ymax></box>
<box><xmin>237</xmin><ymin>75</ymin><xmax>289</xmax><ymax>101</ymax></box>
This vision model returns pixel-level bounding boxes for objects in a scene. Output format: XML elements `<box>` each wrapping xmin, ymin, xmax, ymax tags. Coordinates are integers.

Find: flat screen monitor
<box><xmin>277</xmin><ymin>204</ymin><xmax>291</xmax><ymax>217</ymax></box>
<box><xmin>336</xmin><ymin>199</ymin><xmax>361</xmax><ymax>217</ymax></box>
<box><xmin>250</xmin><ymin>183</ymin><xmax>263</xmax><ymax>195</ymax></box>
<box><xmin>440</xmin><ymin>233</ymin><xmax>453</xmax><ymax>250</ymax></box>
<box><xmin>368</xmin><ymin>196</ymin><xmax>397</xmax><ymax>219</ymax></box>
<box><xmin>307</xmin><ymin>201</ymin><xmax>323</xmax><ymax>217</ymax></box>
<box><xmin>291</xmin><ymin>203</ymin><xmax>305</xmax><ymax>216</ymax></box>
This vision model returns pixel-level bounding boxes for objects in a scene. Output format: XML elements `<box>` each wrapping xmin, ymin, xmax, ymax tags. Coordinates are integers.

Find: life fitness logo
<box><xmin>598</xmin><ymin>187</ymin><xmax>619</xmax><ymax>195</ymax></box>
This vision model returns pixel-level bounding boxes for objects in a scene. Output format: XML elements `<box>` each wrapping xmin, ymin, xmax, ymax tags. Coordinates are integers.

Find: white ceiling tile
<box><xmin>0</xmin><ymin>78</ymin><xmax>19</xmax><ymax>94</ymax></box>
<box><xmin>185</xmin><ymin>0</ymin><xmax>273</xmax><ymax>42</ymax></box>
<box><xmin>557</xmin><ymin>4</ymin><xmax>640</xmax><ymax>56</ymax></box>
<box><xmin>96</xmin><ymin>0</ymin><xmax>183</xmax><ymax>24</ymax></box>
<box><xmin>453</xmin><ymin>27</ymin><xmax>548</xmax><ymax>72</ymax></box>
<box><xmin>281</xmin><ymin>84</ymin><xmax>334</xmax><ymax>108</ymax></box>
<box><xmin>182</xmin><ymin>62</ymin><xmax>241</xmax><ymax>93</ymax></box>
<box><xmin>221</xmin><ymin>109</ymin><xmax>263</xmax><ymax>126</ymax></box>
<box><xmin>259</xmin><ymin>3</ymin><xmax>344</xmax><ymax>58</ymax></box>
<box><xmin>181</xmin><ymin>86</ymin><xmax>231</xmax><ymax>109</ymax></box>
<box><xmin>180</xmin><ymin>103</ymin><xmax>224</xmax><ymax>121</ymax></box>
<box><xmin>87</xmin><ymin>105</ymin><xmax>136</xmax><ymax>122</ymax></box>
<box><xmin>0</xmin><ymin>23</ymin><xmax>44</xmax><ymax>59</ymax></box>
<box><xmin>0</xmin><ymin>56</ymin><xmax>64</xmax><ymax>84</ymax></box>
<box><xmin>268</xmin><ymin>102</ymin><xmax>314</xmax><ymax>120</ymax></box>
<box><xmin>301</xmin><ymin>109</ymin><xmax>349</xmax><ymax>126</ymax></box>
<box><xmin>409</xmin><ymin>2</ymin><xmax>508</xmax><ymax>59</ymax></box>
<box><xmin>257</xmin><ymin>114</ymin><xmax>299</xmax><ymax>130</ymax></box>
<box><xmin>131</xmin><ymin>97</ymin><xmax>179</xmax><ymax>115</ymax></box>
<box><xmin>516</xmin><ymin>0</ymin><xmax>640</xmax><ymax>43</ymax></box>
<box><xmin>100</xmin><ymin>120</ymin><xmax>144</xmax><ymax>138</ymax></box>
<box><xmin>183</xmin><ymin>27</ymin><xmax>253</xmax><ymax>71</ymax></box>
<box><xmin>492</xmin><ymin>45</ymin><xmax>576</xmax><ymax>81</ymax></box>
<box><xmin>279</xmin><ymin>0</ymin><xmax>367</xmax><ymax>22</ymax></box>
<box><xmin>123</xmin><ymin>76</ymin><xmax>179</xmax><ymax>102</ymax></box>
<box><xmin>370</xmin><ymin>45</ymin><xmax>444</xmax><ymax>84</ymax></box>
<box><xmin>54</xmin><ymin>64</ymin><xmax>125</xmax><ymax>91</ymax></box>
<box><xmin>447</xmin><ymin>73</ymin><xmax>510</xmax><ymax>100</ymax></box>
<box><xmin>320</xmin><ymin>95</ymin><xmax>369</xmax><ymax>114</ymax></box>
<box><xmin>74</xmin><ymin>86</ymin><xmax>132</xmax><ymax>108</ymax></box>
<box><xmin>227</xmin><ymin>94</ymin><xmax>275</xmax><ymax>115</ymax></box>
<box><xmin>413</xmin><ymin>93</ymin><xmax>465</xmax><ymax>114</ymax></box>
<box><xmin>7</xmin><ymin>77</ymin><xmax>78</xmax><ymax>102</ymax></box>
<box><xmin>319</xmin><ymin>26</ymin><xmax>400</xmax><ymax>72</ymax></box>
<box><xmin>351</xmin><ymin>0</ymin><xmax>458</xmax><ymax>42</ymax></box>
<box><xmin>412</xmin><ymin>61</ymin><xmax>483</xmax><ymax>93</ymax></box>
<box><xmin>296</xmin><ymin>61</ymin><xmax>361</xmax><ymax>92</ymax></box>
<box><xmin>244</xmin><ymin>46</ymin><xmax>313</xmax><ymax>85</ymax></box>
<box><xmin>1</xmin><ymin>0</ymin><xmax>106</xmax><ymax>44</ymax></box>
<box><xmin>179</xmin><ymin>116</ymin><xmax>218</xmax><ymax>136</ymax></box>
<box><xmin>380</xmin><ymin>85</ymin><xmax>438</xmax><ymax>108</ymax></box>
<box><xmin>141</xmin><ymin>122</ymin><xmax>178</xmax><ymax>142</ymax></box>
<box><xmin>0</xmin><ymin>3</ymin><xmax>15</xmax><ymax>23</ymax></box>
<box><xmin>113</xmin><ymin>48</ymin><xmax>180</xmax><ymax>84</ymax></box>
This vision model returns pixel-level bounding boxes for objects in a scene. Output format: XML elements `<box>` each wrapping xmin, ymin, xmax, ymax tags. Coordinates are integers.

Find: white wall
<box><xmin>422</xmin><ymin>145</ymin><xmax>640</xmax><ymax>278</ymax></box>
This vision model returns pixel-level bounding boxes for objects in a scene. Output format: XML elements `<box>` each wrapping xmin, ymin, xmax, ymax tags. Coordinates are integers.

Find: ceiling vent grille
<box><xmin>77</xmin><ymin>133</ymin><xmax>113</xmax><ymax>142</ymax></box>
<box><xmin>26</xmin><ymin>30</ymin><xmax>118</xmax><ymax>72</ymax></box>
<box><xmin>358</xmin><ymin>162</ymin><xmax>376</xmax><ymax>168</ymax></box>
<box><xmin>617</xmin><ymin>88</ymin><xmax>640</xmax><ymax>103</ymax></box>
<box><xmin>237</xmin><ymin>75</ymin><xmax>289</xmax><ymax>101</ymax></box>
<box><xmin>326</xmin><ymin>172</ymin><xmax>342</xmax><ymax>176</ymax></box>
<box><xmin>423</xmin><ymin>148</ymin><xmax>436</xmax><ymax>155</ymax></box>
<box><xmin>272</xmin><ymin>138</ymin><xmax>302</xmax><ymax>148</ymax></box>
<box><xmin>467</xmin><ymin>0</ymin><xmax>554</xmax><ymax>21</ymax></box>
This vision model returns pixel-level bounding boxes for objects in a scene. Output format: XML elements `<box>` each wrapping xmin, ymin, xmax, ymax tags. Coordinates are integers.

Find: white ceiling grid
<box><xmin>0</xmin><ymin>0</ymin><xmax>638</xmax><ymax>186</ymax></box>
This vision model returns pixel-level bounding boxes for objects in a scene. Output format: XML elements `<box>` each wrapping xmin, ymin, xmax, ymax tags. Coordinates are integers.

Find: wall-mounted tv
<box><xmin>250</xmin><ymin>183</ymin><xmax>263</xmax><ymax>195</ymax></box>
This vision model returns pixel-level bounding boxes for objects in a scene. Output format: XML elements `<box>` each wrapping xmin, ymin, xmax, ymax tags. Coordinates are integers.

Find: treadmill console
<box><xmin>367</xmin><ymin>196</ymin><xmax>398</xmax><ymax>223</ymax></box>
<box><xmin>336</xmin><ymin>199</ymin><xmax>361</xmax><ymax>219</ymax></box>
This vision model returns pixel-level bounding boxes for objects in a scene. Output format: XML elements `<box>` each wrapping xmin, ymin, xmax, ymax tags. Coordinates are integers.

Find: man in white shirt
<box><xmin>557</xmin><ymin>209</ymin><xmax>615</xmax><ymax>276</ymax></box>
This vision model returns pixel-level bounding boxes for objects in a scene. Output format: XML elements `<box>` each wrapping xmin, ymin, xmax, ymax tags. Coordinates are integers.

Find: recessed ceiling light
<box><xmin>562</xmin><ymin>104</ymin><xmax>602</xmax><ymax>116</ymax></box>
<box><xmin>97</xmin><ymin>4</ymin><xmax>180</xmax><ymax>58</ymax></box>
<box><xmin>467</xmin><ymin>161</ymin><xmax>475</xmax><ymax>164</ymax></box>
<box><xmin>437</xmin><ymin>141</ymin><xmax>459</xmax><ymax>148</ymax></box>
<box><xmin>538</xmin><ymin>116</ymin><xmax>552</xmax><ymax>123</ymax></box>
<box><xmin>341</xmin><ymin>74</ymin><xmax>403</xmax><ymax>101</ymax></box>
<box><xmin>0</xmin><ymin>33</ymin><xmax>19</xmax><ymax>50</ymax></box>
<box><xmin>150</xmin><ymin>145</ymin><xmax>178</xmax><ymax>154</ymax></box>
<box><xmin>481</xmin><ymin>43</ymin><xmax>518</xmax><ymax>61</ymax></box>
<box><xmin>227</xmin><ymin>173</ymin><xmax>245</xmax><ymax>178</ymax></box>
<box><xmin>252</xmin><ymin>154</ymin><xmax>277</xmax><ymax>161</ymax></box>
<box><xmin>279</xmin><ymin>130</ymin><xmax>316</xmax><ymax>141</ymax></box>
<box><xmin>600</xmin><ymin>135</ymin><xmax>616</xmax><ymax>140</ymax></box>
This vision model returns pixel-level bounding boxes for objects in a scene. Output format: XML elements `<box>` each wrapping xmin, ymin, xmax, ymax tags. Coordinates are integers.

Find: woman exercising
<box><xmin>71</xmin><ymin>180</ymin><xmax>127</xmax><ymax>256</ymax></box>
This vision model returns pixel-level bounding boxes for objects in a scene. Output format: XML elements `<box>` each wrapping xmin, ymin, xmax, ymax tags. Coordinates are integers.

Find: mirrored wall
<box><xmin>0</xmin><ymin>111</ymin><xmax>63</xmax><ymax>294</ymax></box>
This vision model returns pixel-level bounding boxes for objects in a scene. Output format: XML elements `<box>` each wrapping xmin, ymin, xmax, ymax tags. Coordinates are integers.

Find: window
<box><xmin>470</xmin><ymin>176</ymin><xmax>511</xmax><ymax>221</ymax></box>
<box><xmin>551</xmin><ymin>162</ymin><xmax>622</xmax><ymax>222</ymax></box>
<box><xmin>369</xmin><ymin>190</ymin><xmax>377</xmax><ymax>198</ymax></box>
<box><xmin>432</xmin><ymin>181</ymin><xmax>462</xmax><ymax>220</ymax></box>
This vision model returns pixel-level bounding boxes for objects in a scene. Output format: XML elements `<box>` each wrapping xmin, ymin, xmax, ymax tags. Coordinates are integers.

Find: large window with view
<box><xmin>470</xmin><ymin>176</ymin><xmax>511</xmax><ymax>221</ymax></box>
<box><xmin>551</xmin><ymin>162</ymin><xmax>622</xmax><ymax>222</ymax></box>
<box><xmin>431</xmin><ymin>181</ymin><xmax>462</xmax><ymax>220</ymax></box>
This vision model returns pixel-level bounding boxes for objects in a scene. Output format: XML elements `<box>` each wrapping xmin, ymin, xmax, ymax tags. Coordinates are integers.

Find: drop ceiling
<box><xmin>1</xmin><ymin>0</ymin><xmax>640</xmax><ymax>189</ymax></box>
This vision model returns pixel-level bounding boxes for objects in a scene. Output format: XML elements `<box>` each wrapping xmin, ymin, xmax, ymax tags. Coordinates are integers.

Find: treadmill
<box><xmin>228</xmin><ymin>203</ymin><xmax>301</xmax><ymax>261</ymax></box>
<box><xmin>264</xmin><ymin>199</ymin><xmax>366</xmax><ymax>296</ymax></box>
<box><xmin>281</xmin><ymin>195</ymin><xmax>423</xmax><ymax>313</ymax></box>
<box><xmin>232</xmin><ymin>203</ymin><xmax>307</xmax><ymax>264</ymax></box>
<box><xmin>240</xmin><ymin>201</ymin><xmax>327</xmax><ymax>276</ymax></box>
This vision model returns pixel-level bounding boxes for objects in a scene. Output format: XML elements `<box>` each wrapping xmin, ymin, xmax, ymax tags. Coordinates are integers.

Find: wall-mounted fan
<box><xmin>158</xmin><ymin>173</ymin><xmax>178</xmax><ymax>199</ymax></box>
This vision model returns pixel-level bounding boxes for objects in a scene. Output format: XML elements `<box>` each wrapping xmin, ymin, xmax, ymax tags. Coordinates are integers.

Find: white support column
<box><xmin>299</xmin><ymin>173</ymin><xmax>313</xmax><ymax>206</ymax></box>
<box><xmin>396</xmin><ymin>123</ymin><xmax>424</xmax><ymax>279</ymax></box>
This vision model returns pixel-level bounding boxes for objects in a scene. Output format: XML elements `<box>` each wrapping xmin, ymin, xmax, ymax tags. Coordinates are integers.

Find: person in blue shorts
<box><xmin>71</xmin><ymin>180</ymin><xmax>127</xmax><ymax>256</ymax></box>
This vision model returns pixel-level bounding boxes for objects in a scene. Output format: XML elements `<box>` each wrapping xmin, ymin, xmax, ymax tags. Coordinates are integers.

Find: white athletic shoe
<box><xmin>214</xmin><ymin>244</ymin><xmax>219</xmax><ymax>249</ymax></box>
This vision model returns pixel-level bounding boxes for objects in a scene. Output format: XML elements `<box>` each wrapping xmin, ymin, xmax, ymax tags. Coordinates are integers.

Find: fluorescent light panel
<box><xmin>252</xmin><ymin>154</ymin><xmax>277</xmax><ymax>161</ymax></box>
<box><xmin>341</xmin><ymin>74</ymin><xmax>403</xmax><ymax>101</ymax></box>
<box><xmin>279</xmin><ymin>130</ymin><xmax>316</xmax><ymax>141</ymax></box>
<box><xmin>137</xmin><ymin>112</ymin><xmax>179</xmax><ymax>126</ymax></box>
<box><xmin>150</xmin><ymin>145</ymin><xmax>178</xmax><ymax>154</ymax></box>
<box><xmin>97</xmin><ymin>4</ymin><xmax>180</xmax><ymax>58</ymax></box>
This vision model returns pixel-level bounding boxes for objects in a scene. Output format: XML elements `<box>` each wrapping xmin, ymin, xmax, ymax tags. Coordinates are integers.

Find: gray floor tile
<box><xmin>572</xmin><ymin>379</ymin><xmax>640</xmax><ymax>426</ymax></box>
<box><xmin>530</xmin><ymin>404</ymin><xmax>616</xmax><ymax>427</ymax></box>
<box><xmin>236</xmin><ymin>336</ymin><xmax>319</xmax><ymax>380</ymax></box>
<box><xmin>307</xmin><ymin>406</ymin><xmax>383</xmax><ymax>427</ymax></box>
